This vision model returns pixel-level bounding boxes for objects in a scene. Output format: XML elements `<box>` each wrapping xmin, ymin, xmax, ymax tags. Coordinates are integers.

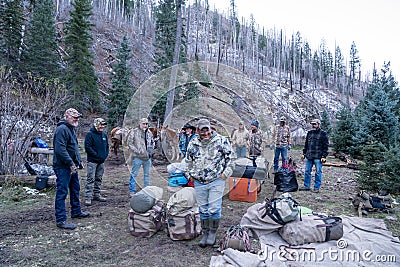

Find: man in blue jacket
<box><xmin>53</xmin><ymin>108</ymin><xmax>90</xmax><ymax>230</ymax></box>
<box><xmin>300</xmin><ymin>119</ymin><xmax>329</xmax><ymax>193</ymax></box>
<box><xmin>84</xmin><ymin>118</ymin><xmax>109</xmax><ymax>206</ymax></box>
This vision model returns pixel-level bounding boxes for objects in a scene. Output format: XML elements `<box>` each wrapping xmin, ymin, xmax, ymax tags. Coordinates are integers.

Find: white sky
<box><xmin>204</xmin><ymin>0</ymin><xmax>400</xmax><ymax>82</ymax></box>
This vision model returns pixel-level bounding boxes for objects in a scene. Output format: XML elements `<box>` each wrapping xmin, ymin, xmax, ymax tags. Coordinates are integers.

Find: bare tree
<box><xmin>0</xmin><ymin>67</ymin><xmax>67</xmax><ymax>175</ymax></box>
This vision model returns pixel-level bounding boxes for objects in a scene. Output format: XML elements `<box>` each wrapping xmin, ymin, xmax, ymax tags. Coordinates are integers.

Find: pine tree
<box><xmin>64</xmin><ymin>0</ymin><xmax>99</xmax><ymax>111</ymax></box>
<box><xmin>381</xmin><ymin>145</ymin><xmax>400</xmax><ymax>193</ymax></box>
<box><xmin>331</xmin><ymin>106</ymin><xmax>355</xmax><ymax>154</ymax></box>
<box><xmin>23</xmin><ymin>0</ymin><xmax>61</xmax><ymax>80</ymax></box>
<box><xmin>352</xmin><ymin>67</ymin><xmax>399</xmax><ymax>153</ymax></box>
<box><xmin>107</xmin><ymin>36</ymin><xmax>134</xmax><ymax>128</ymax></box>
<box><xmin>348</xmin><ymin>41</ymin><xmax>360</xmax><ymax>96</ymax></box>
<box><xmin>357</xmin><ymin>141</ymin><xmax>386</xmax><ymax>191</ymax></box>
<box><xmin>321</xmin><ymin>109</ymin><xmax>332</xmax><ymax>135</ymax></box>
<box><xmin>152</xmin><ymin>0</ymin><xmax>187</xmax><ymax>120</ymax></box>
<box><xmin>0</xmin><ymin>0</ymin><xmax>24</xmax><ymax>70</ymax></box>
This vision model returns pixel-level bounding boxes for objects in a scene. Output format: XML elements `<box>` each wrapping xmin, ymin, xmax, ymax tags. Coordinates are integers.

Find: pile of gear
<box><xmin>351</xmin><ymin>190</ymin><xmax>394</xmax><ymax>216</ymax></box>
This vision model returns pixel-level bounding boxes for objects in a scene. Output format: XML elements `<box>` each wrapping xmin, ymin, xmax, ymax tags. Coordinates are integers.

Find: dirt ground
<box><xmin>0</xmin><ymin>149</ymin><xmax>399</xmax><ymax>266</ymax></box>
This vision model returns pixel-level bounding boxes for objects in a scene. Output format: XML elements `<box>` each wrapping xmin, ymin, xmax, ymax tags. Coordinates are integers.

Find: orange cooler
<box><xmin>228</xmin><ymin>177</ymin><xmax>258</xmax><ymax>202</ymax></box>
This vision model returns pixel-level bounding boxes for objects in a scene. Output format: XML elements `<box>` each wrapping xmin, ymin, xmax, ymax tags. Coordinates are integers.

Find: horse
<box><xmin>110</xmin><ymin>127</ymin><xmax>125</xmax><ymax>157</ymax></box>
<box><xmin>159</xmin><ymin>125</ymin><xmax>180</xmax><ymax>162</ymax></box>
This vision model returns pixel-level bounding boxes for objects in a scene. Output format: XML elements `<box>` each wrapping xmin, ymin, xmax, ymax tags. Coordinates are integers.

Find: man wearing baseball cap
<box><xmin>53</xmin><ymin>108</ymin><xmax>89</xmax><ymax>230</ymax></box>
<box><xmin>272</xmin><ymin>116</ymin><xmax>291</xmax><ymax>171</ymax></box>
<box><xmin>185</xmin><ymin>118</ymin><xmax>233</xmax><ymax>248</ymax></box>
<box><xmin>300</xmin><ymin>118</ymin><xmax>329</xmax><ymax>193</ymax></box>
<box><xmin>127</xmin><ymin>118</ymin><xmax>154</xmax><ymax>196</ymax></box>
<box><xmin>84</xmin><ymin>118</ymin><xmax>109</xmax><ymax>206</ymax></box>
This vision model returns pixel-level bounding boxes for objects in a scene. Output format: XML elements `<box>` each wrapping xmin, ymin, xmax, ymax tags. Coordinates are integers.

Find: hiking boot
<box><xmin>71</xmin><ymin>211</ymin><xmax>90</xmax><ymax>219</ymax></box>
<box><xmin>84</xmin><ymin>199</ymin><xmax>92</xmax><ymax>206</ymax></box>
<box><xmin>93</xmin><ymin>195</ymin><xmax>107</xmax><ymax>202</ymax></box>
<box><xmin>312</xmin><ymin>188</ymin><xmax>320</xmax><ymax>193</ymax></box>
<box><xmin>299</xmin><ymin>186</ymin><xmax>311</xmax><ymax>191</ymax></box>
<box><xmin>206</xmin><ymin>219</ymin><xmax>220</xmax><ymax>246</ymax></box>
<box><xmin>57</xmin><ymin>221</ymin><xmax>77</xmax><ymax>230</ymax></box>
<box><xmin>198</xmin><ymin>219</ymin><xmax>209</xmax><ymax>248</ymax></box>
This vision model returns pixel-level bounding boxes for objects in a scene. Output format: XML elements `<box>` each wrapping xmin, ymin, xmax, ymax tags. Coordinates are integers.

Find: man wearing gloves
<box><xmin>272</xmin><ymin>116</ymin><xmax>291</xmax><ymax>172</ymax></box>
<box><xmin>53</xmin><ymin>108</ymin><xmax>90</xmax><ymax>230</ymax></box>
<box><xmin>84</xmin><ymin>118</ymin><xmax>109</xmax><ymax>206</ymax></box>
<box><xmin>185</xmin><ymin>118</ymin><xmax>233</xmax><ymax>248</ymax></box>
<box><xmin>300</xmin><ymin>118</ymin><xmax>329</xmax><ymax>193</ymax></box>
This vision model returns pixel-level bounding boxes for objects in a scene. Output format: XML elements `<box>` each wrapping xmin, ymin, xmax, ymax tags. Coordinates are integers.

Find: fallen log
<box><xmin>323</xmin><ymin>162</ymin><xmax>359</xmax><ymax>170</ymax></box>
<box><xmin>0</xmin><ymin>175</ymin><xmax>56</xmax><ymax>187</ymax></box>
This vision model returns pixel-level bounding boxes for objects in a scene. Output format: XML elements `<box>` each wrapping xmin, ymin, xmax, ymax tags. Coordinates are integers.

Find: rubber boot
<box><xmin>198</xmin><ymin>219</ymin><xmax>209</xmax><ymax>248</ymax></box>
<box><xmin>206</xmin><ymin>219</ymin><xmax>220</xmax><ymax>246</ymax></box>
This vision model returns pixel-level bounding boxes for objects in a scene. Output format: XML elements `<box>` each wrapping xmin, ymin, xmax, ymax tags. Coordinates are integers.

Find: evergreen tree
<box><xmin>331</xmin><ymin>106</ymin><xmax>355</xmax><ymax>154</ymax></box>
<box><xmin>352</xmin><ymin>67</ymin><xmax>399</xmax><ymax>153</ymax></box>
<box><xmin>152</xmin><ymin>0</ymin><xmax>187</xmax><ymax>120</ymax></box>
<box><xmin>64</xmin><ymin>0</ymin><xmax>99</xmax><ymax>111</ymax></box>
<box><xmin>381</xmin><ymin>145</ymin><xmax>400</xmax><ymax>193</ymax></box>
<box><xmin>357</xmin><ymin>141</ymin><xmax>386</xmax><ymax>191</ymax></box>
<box><xmin>23</xmin><ymin>0</ymin><xmax>61</xmax><ymax>80</ymax></box>
<box><xmin>0</xmin><ymin>0</ymin><xmax>24</xmax><ymax>70</ymax></box>
<box><xmin>107</xmin><ymin>36</ymin><xmax>133</xmax><ymax>128</ymax></box>
<box><xmin>348</xmin><ymin>41</ymin><xmax>360</xmax><ymax>96</ymax></box>
<box><xmin>321</xmin><ymin>109</ymin><xmax>332</xmax><ymax>135</ymax></box>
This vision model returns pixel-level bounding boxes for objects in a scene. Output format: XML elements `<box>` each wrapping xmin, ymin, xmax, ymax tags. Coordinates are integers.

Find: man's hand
<box><xmin>301</xmin><ymin>154</ymin><xmax>305</xmax><ymax>161</ymax></box>
<box><xmin>321</xmin><ymin>158</ymin><xmax>327</xmax><ymax>163</ymax></box>
<box><xmin>269</xmin><ymin>144</ymin><xmax>275</xmax><ymax>150</ymax></box>
<box><xmin>70</xmin><ymin>165</ymin><xmax>77</xmax><ymax>174</ymax></box>
<box><xmin>287</xmin><ymin>145</ymin><xmax>291</xmax><ymax>150</ymax></box>
<box><xmin>220</xmin><ymin>173</ymin><xmax>227</xmax><ymax>180</ymax></box>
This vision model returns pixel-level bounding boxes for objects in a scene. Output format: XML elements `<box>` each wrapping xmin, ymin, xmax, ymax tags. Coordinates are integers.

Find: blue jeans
<box><xmin>274</xmin><ymin>145</ymin><xmax>288</xmax><ymax>170</ymax></box>
<box><xmin>304</xmin><ymin>158</ymin><xmax>323</xmax><ymax>189</ymax></box>
<box><xmin>194</xmin><ymin>178</ymin><xmax>225</xmax><ymax>220</ymax></box>
<box><xmin>236</xmin><ymin>145</ymin><xmax>247</xmax><ymax>158</ymax></box>
<box><xmin>129</xmin><ymin>157</ymin><xmax>151</xmax><ymax>192</ymax></box>
<box><xmin>54</xmin><ymin>168</ymin><xmax>82</xmax><ymax>224</ymax></box>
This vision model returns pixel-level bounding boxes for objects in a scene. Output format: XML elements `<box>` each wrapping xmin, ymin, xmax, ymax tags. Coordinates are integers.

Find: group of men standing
<box><xmin>51</xmin><ymin>108</ymin><xmax>328</xmax><ymax>237</ymax></box>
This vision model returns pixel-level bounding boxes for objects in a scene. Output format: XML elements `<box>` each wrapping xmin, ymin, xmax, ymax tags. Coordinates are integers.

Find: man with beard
<box><xmin>185</xmin><ymin>118</ymin><xmax>233</xmax><ymax>247</ymax></box>
<box><xmin>53</xmin><ymin>108</ymin><xmax>90</xmax><ymax>230</ymax></box>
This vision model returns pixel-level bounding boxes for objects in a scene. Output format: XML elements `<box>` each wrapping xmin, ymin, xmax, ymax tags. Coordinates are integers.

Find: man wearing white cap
<box><xmin>53</xmin><ymin>108</ymin><xmax>90</xmax><ymax>230</ymax></box>
<box><xmin>185</xmin><ymin>118</ymin><xmax>233</xmax><ymax>247</ymax></box>
<box><xmin>127</xmin><ymin>118</ymin><xmax>154</xmax><ymax>196</ymax></box>
<box><xmin>84</xmin><ymin>118</ymin><xmax>109</xmax><ymax>206</ymax></box>
<box><xmin>300</xmin><ymin>118</ymin><xmax>329</xmax><ymax>193</ymax></box>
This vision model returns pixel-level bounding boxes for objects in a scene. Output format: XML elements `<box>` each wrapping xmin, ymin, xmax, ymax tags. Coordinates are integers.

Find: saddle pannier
<box><xmin>231</xmin><ymin>156</ymin><xmax>268</xmax><ymax>180</ymax></box>
<box><xmin>261</xmin><ymin>193</ymin><xmax>299</xmax><ymax>225</ymax></box>
<box><xmin>128</xmin><ymin>201</ymin><xmax>166</xmax><ymax>238</ymax></box>
<box><xmin>279</xmin><ymin>214</ymin><xmax>343</xmax><ymax>245</ymax></box>
<box><xmin>167</xmin><ymin>206</ymin><xmax>201</xmax><ymax>240</ymax></box>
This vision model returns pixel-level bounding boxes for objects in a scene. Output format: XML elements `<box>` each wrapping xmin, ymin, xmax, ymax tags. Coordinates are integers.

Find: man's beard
<box><xmin>71</xmin><ymin>121</ymin><xmax>79</xmax><ymax>127</ymax></box>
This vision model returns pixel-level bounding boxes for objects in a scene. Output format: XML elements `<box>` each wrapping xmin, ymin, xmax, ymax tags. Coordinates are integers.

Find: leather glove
<box><xmin>321</xmin><ymin>158</ymin><xmax>327</xmax><ymax>163</ymax></box>
<box><xmin>301</xmin><ymin>154</ymin><xmax>305</xmax><ymax>161</ymax></box>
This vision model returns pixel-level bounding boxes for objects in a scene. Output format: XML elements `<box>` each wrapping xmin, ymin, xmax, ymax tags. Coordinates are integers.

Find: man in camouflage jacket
<box><xmin>248</xmin><ymin>120</ymin><xmax>263</xmax><ymax>156</ymax></box>
<box><xmin>185</xmin><ymin>118</ymin><xmax>233</xmax><ymax>248</ymax></box>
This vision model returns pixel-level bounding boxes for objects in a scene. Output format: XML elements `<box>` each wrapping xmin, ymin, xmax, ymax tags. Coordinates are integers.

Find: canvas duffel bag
<box><xmin>128</xmin><ymin>201</ymin><xmax>166</xmax><ymax>238</ymax></box>
<box><xmin>167</xmin><ymin>206</ymin><xmax>201</xmax><ymax>240</ymax></box>
<box><xmin>279</xmin><ymin>213</ymin><xmax>343</xmax><ymax>245</ymax></box>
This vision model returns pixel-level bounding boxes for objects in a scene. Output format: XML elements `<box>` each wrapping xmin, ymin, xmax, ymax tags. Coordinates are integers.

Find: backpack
<box><xmin>261</xmin><ymin>193</ymin><xmax>299</xmax><ymax>225</ymax></box>
<box><xmin>279</xmin><ymin>214</ymin><xmax>343</xmax><ymax>245</ymax></box>
<box><xmin>166</xmin><ymin>187</ymin><xmax>201</xmax><ymax>240</ymax></box>
<box><xmin>218</xmin><ymin>225</ymin><xmax>254</xmax><ymax>253</ymax></box>
<box><xmin>128</xmin><ymin>201</ymin><xmax>167</xmax><ymax>238</ymax></box>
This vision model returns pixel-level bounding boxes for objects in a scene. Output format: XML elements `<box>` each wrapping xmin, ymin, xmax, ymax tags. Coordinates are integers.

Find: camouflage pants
<box><xmin>85</xmin><ymin>162</ymin><xmax>105</xmax><ymax>199</ymax></box>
